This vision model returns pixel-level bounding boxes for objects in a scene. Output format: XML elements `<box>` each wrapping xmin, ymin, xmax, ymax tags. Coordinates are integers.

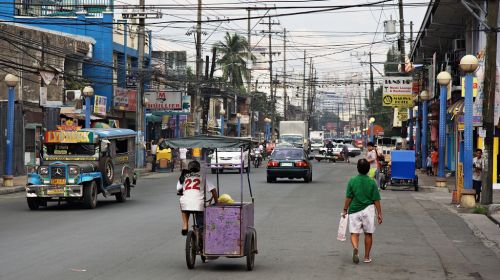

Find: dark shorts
<box><xmin>181</xmin><ymin>211</ymin><xmax>204</xmax><ymax>228</ymax></box>
<box><xmin>473</xmin><ymin>180</ymin><xmax>482</xmax><ymax>193</ymax></box>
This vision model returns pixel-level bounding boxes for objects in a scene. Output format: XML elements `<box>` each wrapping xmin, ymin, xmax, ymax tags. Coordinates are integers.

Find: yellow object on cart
<box><xmin>157</xmin><ymin>147</ymin><xmax>172</xmax><ymax>169</ymax></box>
<box><xmin>192</xmin><ymin>147</ymin><xmax>201</xmax><ymax>158</ymax></box>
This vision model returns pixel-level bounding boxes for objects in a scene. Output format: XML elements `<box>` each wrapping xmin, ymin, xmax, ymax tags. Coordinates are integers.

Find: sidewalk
<box><xmin>0</xmin><ymin>176</ymin><xmax>27</xmax><ymax>195</ymax></box>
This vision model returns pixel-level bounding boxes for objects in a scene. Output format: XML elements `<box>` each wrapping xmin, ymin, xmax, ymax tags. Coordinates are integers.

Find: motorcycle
<box><xmin>251</xmin><ymin>149</ymin><xmax>263</xmax><ymax>168</ymax></box>
<box><xmin>326</xmin><ymin>148</ymin><xmax>336</xmax><ymax>162</ymax></box>
<box><xmin>379</xmin><ymin>160</ymin><xmax>390</xmax><ymax>190</ymax></box>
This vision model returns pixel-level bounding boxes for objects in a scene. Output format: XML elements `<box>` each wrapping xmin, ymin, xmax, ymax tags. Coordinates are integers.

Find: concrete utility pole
<box><xmin>481</xmin><ymin>0</ymin><xmax>499</xmax><ymax>205</ymax></box>
<box><xmin>247</xmin><ymin>8</ymin><xmax>252</xmax><ymax>136</ymax></box>
<box><xmin>283</xmin><ymin>28</ymin><xmax>287</xmax><ymax>121</ymax></box>
<box><xmin>302</xmin><ymin>50</ymin><xmax>306</xmax><ymax>118</ymax></box>
<box><xmin>136</xmin><ymin>0</ymin><xmax>146</xmax><ymax>167</ymax></box>
<box><xmin>398</xmin><ymin>0</ymin><xmax>405</xmax><ymax>72</ymax></box>
<box><xmin>195</xmin><ymin>0</ymin><xmax>202</xmax><ymax>135</ymax></box>
<box><xmin>369</xmin><ymin>52</ymin><xmax>374</xmax><ymax>116</ymax></box>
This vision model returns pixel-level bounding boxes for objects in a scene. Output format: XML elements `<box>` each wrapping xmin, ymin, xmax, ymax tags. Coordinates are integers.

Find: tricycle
<box><xmin>380</xmin><ymin>150</ymin><xmax>418</xmax><ymax>191</ymax></box>
<box><xmin>162</xmin><ymin>135</ymin><xmax>258</xmax><ymax>271</ymax></box>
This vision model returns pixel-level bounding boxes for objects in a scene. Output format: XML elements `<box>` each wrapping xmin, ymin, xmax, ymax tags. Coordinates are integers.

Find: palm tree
<box><xmin>215</xmin><ymin>32</ymin><xmax>255</xmax><ymax>90</ymax></box>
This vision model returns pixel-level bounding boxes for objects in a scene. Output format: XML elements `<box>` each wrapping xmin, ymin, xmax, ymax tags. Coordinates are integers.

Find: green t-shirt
<box><xmin>346</xmin><ymin>174</ymin><xmax>381</xmax><ymax>214</ymax></box>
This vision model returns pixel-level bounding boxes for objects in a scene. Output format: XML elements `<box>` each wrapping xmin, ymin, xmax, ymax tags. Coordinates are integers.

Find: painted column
<box><xmin>421</xmin><ymin>100</ymin><xmax>428</xmax><ymax>170</ymax></box>
<box><xmin>416</xmin><ymin>103</ymin><xmax>421</xmax><ymax>167</ymax></box>
<box><xmin>237</xmin><ymin>117</ymin><xmax>241</xmax><ymax>137</ymax></box>
<box><xmin>85</xmin><ymin>96</ymin><xmax>91</xmax><ymax>128</ymax></box>
<box><xmin>220</xmin><ymin>115</ymin><xmax>225</xmax><ymax>136</ymax></box>
<box><xmin>370</xmin><ymin>123</ymin><xmax>374</xmax><ymax>143</ymax></box>
<box><xmin>438</xmin><ymin>84</ymin><xmax>447</xmax><ymax>177</ymax></box>
<box><xmin>123</xmin><ymin>20</ymin><xmax>128</xmax><ymax>88</ymax></box>
<box><xmin>176</xmin><ymin>114</ymin><xmax>180</xmax><ymax>138</ymax></box>
<box><xmin>463</xmin><ymin>73</ymin><xmax>473</xmax><ymax>189</ymax></box>
<box><xmin>5</xmin><ymin>83</ymin><xmax>15</xmax><ymax>177</ymax></box>
<box><xmin>409</xmin><ymin>107</ymin><xmax>413</xmax><ymax>149</ymax></box>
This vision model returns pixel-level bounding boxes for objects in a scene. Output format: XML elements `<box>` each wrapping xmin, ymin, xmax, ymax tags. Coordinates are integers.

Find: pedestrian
<box><xmin>343</xmin><ymin>144</ymin><xmax>350</xmax><ymax>163</ymax></box>
<box><xmin>431</xmin><ymin>148</ymin><xmax>438</xmax><ymax>176</ymax></box>
<box><xmin>342</xmin><ymin>159</ymin><xmax>383</xmax><ymax>264</ymax></box>
<box><xmin>151</xmin><ymin>140</ymin><xmax>158</xmax><ymax>172</ymax></box>
<box><xmin>179</xmin><ymin>147</ymin><xmax>188</xmax><ymax>171</ymax></box>
<box><xmin>426</xmin><ymin>154</ymin><xmax>433</xmax><ymax>176</ymax></box>
<box><xmin>365</xmin><ymin>142</ymin><xmax>379</xmax><ymax>186</ymax></box>
<box><xmin>473</xmin><ymin>149</ymin><xmax>484</xmax><ymax>203</ymax></box>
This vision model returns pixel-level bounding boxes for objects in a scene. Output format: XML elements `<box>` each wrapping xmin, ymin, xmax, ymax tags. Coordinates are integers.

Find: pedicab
<box><xmin>162</xmin><ymin>135</ymin><xmax>258</xmax><ymax>271</ymax></box>
<box><xmin>380</xmin><ymin>150</ymin><xmax>418</xmax><ymax>191</ymax></box>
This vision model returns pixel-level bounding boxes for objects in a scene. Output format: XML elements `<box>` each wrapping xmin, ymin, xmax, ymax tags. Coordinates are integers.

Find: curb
<box><xmin>0</xmin><ymin>186</ymin><xmax>25</xmax><ymax>195</ymax></box>
<box><xmin>419</xmin><ymin>185</ymin><xmax>450</xmax><ymax>193</ymax></box>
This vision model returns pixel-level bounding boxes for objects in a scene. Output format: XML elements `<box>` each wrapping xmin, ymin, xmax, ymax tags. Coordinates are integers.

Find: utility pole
<box><xmin>369</xmin><ymin>52</ymin><xmax>374</xmax><ymax>116</ymax></box>
<box><xmin>398</xmin><ymin>0</ymin><xmax>405</xmax><ymax>72</ymax></box>
<box><xmin>337</xmin><ymin>103</ymin><xmax>340</xmax><ymax>137</ymax></box>
<box><xmin>247</xmin><ymin>8</ymin><xmax>252</xmax><ymax>136</ymax></box>
<box><xmin>481</xmin><ymin>0</ymin><xmax>499</xmax><ymax>204</ymax></box>
<box><xmin>136</xmin><ymin>0</ymin><xmax>146</xmax><ymax>167</ymax></box>
<box><xmin>195</xmin><ymin>0</ymin><xmax>202</xmax><ymax>135</ymax></box>
<box><xmin>283</xmin><ymin>28</ymin><xmax>287</xmax><ymax>121</ymax></box>
<box><xmin>307</xmin><ymin>58</ymin><xmax>313</xmax><ymax>119</ymax></box>
<box><xmin>302</xmin><ymin>50</ymin><xmax>306</xmax><ymax>118</ymax></box>
<box><xmin>409</xmin><ymin>21</ymin><xmax>414</xmax><ymax>51</ymax></box>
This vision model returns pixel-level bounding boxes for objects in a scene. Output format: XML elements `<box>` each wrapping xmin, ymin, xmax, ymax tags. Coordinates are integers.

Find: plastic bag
<box><xmin>337</xmin><ymin>214</ymin><xmax>348</xmax><ymax>241</ymax></box>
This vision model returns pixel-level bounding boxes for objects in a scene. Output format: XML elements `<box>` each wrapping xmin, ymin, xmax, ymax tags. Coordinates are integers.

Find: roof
<box><xmin>161</xmin><ymin>135</ymin><xmax>254</xmax><ymax>149</ymax></box>
<box><xmin>80</xmin><ymin>128</ymin><xmax>136</xmax><ymax>138</ymax></box>
<box><xmin>0</xmin><ymin>22</ymin><xmax>96</xmax><ymax>44</ymax></box>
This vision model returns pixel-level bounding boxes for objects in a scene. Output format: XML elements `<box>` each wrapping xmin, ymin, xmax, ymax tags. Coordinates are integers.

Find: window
<box><xmin>116</xmin><ymin>139</ymin><xmax>128</xmax><ymax>154</ymax></box>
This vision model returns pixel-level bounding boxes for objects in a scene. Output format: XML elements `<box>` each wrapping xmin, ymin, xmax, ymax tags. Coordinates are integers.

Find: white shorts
<box><xmin>349</xmin><ymin>204</ymin><xmax>376</xmax><ymax>234</ymax></box>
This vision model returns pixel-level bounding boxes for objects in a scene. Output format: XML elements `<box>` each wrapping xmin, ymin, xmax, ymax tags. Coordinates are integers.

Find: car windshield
<box><xmin>45</xmin><ymin>144</ymin><xmax>96</xmax><ymax>156</ymax></box>
<box><xmin>280</xmin><ymin>135</ymin><xmax>302</xmax><ymax>144</ymax></box>
<box><xmin>272</xmin><ymin>149</ymin><xmax>304</xmax><ymax>160</ymax></box>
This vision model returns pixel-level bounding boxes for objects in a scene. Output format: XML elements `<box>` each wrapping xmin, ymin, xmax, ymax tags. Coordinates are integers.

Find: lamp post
<box><xmin>82</xmin><ymin>86</ymin><xmax>94</xmax><ymax>128</ymax></box>
<box><xmin>236</xmin><ymin>113</ymin><xmax>242</xmax><ymax>137</ymax></box>
<box><xmin>3</xmin><ymin>74</ymin><xmax>18</xmax><ymax>187</ymax></box>
<box><xmin>436</xmin><ymin>71</ymin><xmax>451</xmax><ymax>184</ymax></box>
<box><xmin>415</xmin><ymin>94</ymin><xmax>421</xmax><ymax>168</ymax></box>
<box><xmin>264</xmin><ymin>118</ymin><xmax>271</xmax><ymax>142</ymax></box>
<box><xmin>219</xmin><ymin>107</ymin><xmax>225</xmax><ymax>136</ymax></box>
<box><xmin>369</xmin><ymin>117</ymin><xmax>375</xmax><ymax>143</ymax></box>
<box><xmin>459</xmin><ymin>55</ymin><xmax>479</xmax><ymax>207</ymax></box>
<box><xmin>420</xmin><ymin>90</ymin><xmax>430</xmax><ymax>172</ymax></box>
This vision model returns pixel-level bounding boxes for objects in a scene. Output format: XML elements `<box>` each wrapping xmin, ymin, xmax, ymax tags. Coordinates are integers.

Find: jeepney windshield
<box><xmin>45</xmin><ymin>144</ymin><xmax>97</xmax><ymax>156</ymax></box>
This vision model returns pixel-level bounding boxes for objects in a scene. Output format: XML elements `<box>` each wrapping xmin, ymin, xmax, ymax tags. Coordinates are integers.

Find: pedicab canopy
<box><xmin>160</xmin><ymin>135</ymin><xmax>255</xmax><ymax>149</ymax></box>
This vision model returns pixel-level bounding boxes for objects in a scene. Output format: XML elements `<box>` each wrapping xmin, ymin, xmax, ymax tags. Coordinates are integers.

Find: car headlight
<box><xmin>38</xmin><ymin>166</ymin><xmax>49</xmax><ymax>175</ymax></box>
<box><xmin>69</xmin><ymin>166</ymin><xmax>80</xmax><ymax>176</ymax></box>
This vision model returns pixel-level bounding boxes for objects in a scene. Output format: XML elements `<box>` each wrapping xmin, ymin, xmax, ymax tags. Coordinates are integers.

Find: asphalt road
<box><xmin>0</xmin><ymin>160</ymin><xmax>499</xmax><ymax>280</ymax></box>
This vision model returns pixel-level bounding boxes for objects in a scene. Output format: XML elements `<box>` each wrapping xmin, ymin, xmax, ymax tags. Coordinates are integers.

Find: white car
<box><xmin>310</xmin><ymin>139</ymin><xmax>324</xmax><ymax>151</ymax></box>
<box><xmin>210</xmin><ymin>148</ymin><xmax>249</xmax><ymax>173</ymax></box>
<box><xmin>319</xmin><ymin>144</ymin><xmax>343</xmax><ymax>155</ymax></box>
<box><xmin>345</xmin><ymin>144</ymin><xmax>362</xmax><ymax>157</ymax></box>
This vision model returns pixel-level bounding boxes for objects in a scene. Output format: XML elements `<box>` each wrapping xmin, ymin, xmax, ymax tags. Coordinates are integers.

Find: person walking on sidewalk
<box><xmin>365</xmin><ymin>142</ymin><xmax>379</xmax><ymax>187</ymax></box>
<box><xmin>431</xmin><ymin>148</ymin><xmax>439</xmax><ymax>176</ymax></box>
<box><xmin>473</xmin><ymin>149</ymin><xmax>484</xmax><ymax>203</ymax></box>
<box><xmin>151</xmin><ymin>140</ymin><xmax>158</xmax><ymax>172</ymax></box>
<box><xmin>342</xmin><ymin>159</ymin><xmax>383</xmax><ymax>264</ymax></box>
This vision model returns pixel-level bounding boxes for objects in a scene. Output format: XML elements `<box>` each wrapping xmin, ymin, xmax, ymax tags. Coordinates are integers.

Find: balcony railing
<box><xmin>15</xmin><ymin>0</ymin><xmax>113</xmax><ymax>17</ymax></box>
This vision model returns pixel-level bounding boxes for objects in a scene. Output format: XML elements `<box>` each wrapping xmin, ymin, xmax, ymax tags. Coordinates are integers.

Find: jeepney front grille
<box><xmin>50</xmin><ymin>166</ymin><xmax>66</xmax><ymax>179</ymax></box>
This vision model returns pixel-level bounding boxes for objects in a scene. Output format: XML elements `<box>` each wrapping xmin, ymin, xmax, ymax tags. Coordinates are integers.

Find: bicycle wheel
<box><xmin>185</xmin><ymin>231</ymin><xmax>196</xmax><ymax>269</ymax></box>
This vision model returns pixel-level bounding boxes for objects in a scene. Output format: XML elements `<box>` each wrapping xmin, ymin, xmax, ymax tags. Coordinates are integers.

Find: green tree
<box><xmin>215</xmin><ymin>32</ymin><xmax>255</xmax><ymax>90</ymax></box>
<box><xmin>384</xmin><ymin>45</ymin><xmax>399</xmax><ymax>75</ymax></box>
<box><xmin>365</xmin><ymin>86</ymin><xmax>393</xmax><ymax>132</ymax></box>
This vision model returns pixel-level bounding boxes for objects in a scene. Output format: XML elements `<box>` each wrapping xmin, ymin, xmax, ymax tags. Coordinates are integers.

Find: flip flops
<box><xmin>352</xmin><ymin>248</ymin><xmax>359</xmax><ymax>264</ymax></box>
<box><xmin>364</xmin><ymin>258</ymin><xmax>372</xmax><ymax>263</ymax></box>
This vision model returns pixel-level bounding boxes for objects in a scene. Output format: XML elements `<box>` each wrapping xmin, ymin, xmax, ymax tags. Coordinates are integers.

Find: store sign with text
<box><xmin>382</xmin><ymin>76</ymin><xmax>413</xmax><ymax>108</ymax></box>
<box><xmin>145</xmin><ymin>91</ymin><xmax>182</xmax><ymax>110</ymax></box>
<box><xmin>114</xmin><ymin>88</ymin><xmax>137</xmax><ymax>111</ymax></box>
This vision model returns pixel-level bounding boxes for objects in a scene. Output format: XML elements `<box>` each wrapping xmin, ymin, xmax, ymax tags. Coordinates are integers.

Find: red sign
<box><xmin>114</xmin><ymin>88</ymin><xmax>137</xmax><ymax>112</ymax></box>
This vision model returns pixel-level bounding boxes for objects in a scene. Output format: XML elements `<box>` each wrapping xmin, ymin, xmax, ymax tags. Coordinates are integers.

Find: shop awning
<box><xmin>60</xmin><ymin>107</ymin><xmax>103</xmax><ymax>120</ymax></box>
<box><xmin>447</xmin><ymin>99</ymin><xmax>464</xmax><ymax>115</ymax></box>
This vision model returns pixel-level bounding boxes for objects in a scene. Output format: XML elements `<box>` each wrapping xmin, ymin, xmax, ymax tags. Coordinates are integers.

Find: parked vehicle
<box><xmin>267</xmin><ymin>147</ymin><xmax>313</xmax><ymax>183</ymax></box>
<box><xmin>345</xmin><ymin>144</ymin><xmax>362</xmax><ymax>157</ymax></box>
<box><xmin>26</xmin><ymin>128</ymin><xmax>137</xmax><ymax>210</ymax></box>
<box><xmin>319</xmin><ymin>143</ymin><xmax>343</xmax><ymax>155</ymax></box>
<box><xmin>279</xmin><ymin>121</ymin><xmax>308</xmax><ymax>150</ymax></box>
<box><xmin>309</xmin><ymin>131</ymin><xmax>324</xmax><ymax>151</ymax></box>
<box><xmin>210</xmin><ymin>148</ymin><xmax>250</xmax><ymax>173</ymax></box>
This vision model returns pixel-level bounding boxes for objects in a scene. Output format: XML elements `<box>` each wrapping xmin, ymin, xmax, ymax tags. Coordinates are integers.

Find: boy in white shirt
<box><xmin>177</xmin><ymin>161</ymin><xmax>218</xmax><ymax>235</ymax></box>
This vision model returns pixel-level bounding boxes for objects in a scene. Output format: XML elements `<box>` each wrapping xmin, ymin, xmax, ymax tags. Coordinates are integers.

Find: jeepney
<box><xmin>26</xmin><ymin>128</ymin><xmax>137</xmax><ymax>210</ymax></box>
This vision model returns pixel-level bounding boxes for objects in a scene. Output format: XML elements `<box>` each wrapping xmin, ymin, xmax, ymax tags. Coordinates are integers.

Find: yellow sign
<box><xmin>398</xmin><ymin>111</ymin><xmax>408</xmax><ymax>121</ymax></box>
<box><xmin>192</xmin><ymin>147</ymin><xmax>201</xmax><ymax>157</ymax></box>
<box><xmin>461</xmin><ymin>77</ymin><xmax>478</xmax><ymax>97</ymax></box>
<box><xmin>456</xmin><ymin>162</ymin><xmax>463</xmax><ymax>202</ymax></box>
<box><xmin>382</xmin><ymin>94</ymin><xmax>413</xmax><ymax>107</ymax></box>
<box><xmin>45</xmin><ymin>131</ymin><xmax>94</xmax><ymax>144</ymax></box>
<box><xmin>50</xmin><ymin>179</ymin><xmax>66</xmax><ymax>185</ymax></box>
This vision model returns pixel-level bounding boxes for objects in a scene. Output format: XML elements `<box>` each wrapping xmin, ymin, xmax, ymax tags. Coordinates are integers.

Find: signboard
<box><xmin>93</xmin><ymin>95</ymin><xmax>107</xmax><ymax>116</ymax></box>
<box><xmin>393</xmin><ymin>108</ymin><xmax>403</xmax><ymax>127</ymax></box>
<box><xmin>461</xmin><ymin>77</ymin><xmax>478</xmax><ymax>97</ymax></box>
<box><xmin>383</xmin><ymin>76</ymin><xmax>413</xmax><ymax>107</ymax></box>
<box><xmin>145</xmin><ymin>91</ymin><xmax>182</xmax><ymax>110</ymax></box>
<box><xmin>45</xmin><ymin>131</ymin><xmax>94</xmax><ymax>143</ymax></box>
<box><xmin>40</xmin><ymin>86</ymin><xmax>47</xmax><ymax>106</ymax></box>
<box><xmin>126</xmin><ymin>75</ymin><xmax>137</xmax><ymax>88</ymax></box>
<box><xmin>182</xmin><ymin>95</ymin><xmax>191</xmax><ymax>111</ymax></box>
<box><xmin>114</xmin><ymin>88</ymin><xmax>137</xmax><ymax>112</ymax></box>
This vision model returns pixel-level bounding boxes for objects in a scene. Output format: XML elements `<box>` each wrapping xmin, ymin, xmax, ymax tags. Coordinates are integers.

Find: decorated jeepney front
<box><xmin>26</xmin><ymin>130</ymin><xmax>102</xmax><ymax>198</ymax></box>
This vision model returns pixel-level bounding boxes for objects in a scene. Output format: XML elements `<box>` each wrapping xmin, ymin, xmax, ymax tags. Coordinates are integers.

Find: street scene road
<box><xmin>1</xmin><ymin>160</ymin><xmax>499</xmax><ymax>280</ymax></box>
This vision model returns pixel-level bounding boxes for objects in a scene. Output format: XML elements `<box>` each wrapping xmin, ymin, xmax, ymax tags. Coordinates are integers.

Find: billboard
<box><xmin>145</xmin><ymin>90</ymin><xmax>182</xmax><ymax>110</ymax></box>
<box><xmin>382</xmin><ymin>76</ymin><xmax>413</xmax><ymax>108</ymax></box>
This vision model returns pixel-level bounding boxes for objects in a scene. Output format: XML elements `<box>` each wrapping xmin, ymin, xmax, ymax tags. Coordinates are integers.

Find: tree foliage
<box><xmin>365</xmin><ymin>86</ymin><xmax>393</xmax><ymax>132</ymax></box>
<box><xmin>384</xmin><ymin>45</ymin><xmax>400</xmax><ymax>75</ymax></box>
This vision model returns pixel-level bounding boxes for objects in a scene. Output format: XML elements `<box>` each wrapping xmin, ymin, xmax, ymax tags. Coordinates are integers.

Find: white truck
<box><xmin>309</xmin><ymin>131</ymin><xmax>324</xmax><ymax>151</ymax></box>
<box><xmin>279</xmin><ymin>121</ymin><xmax>308</xmax><ymax>150</ymax></box>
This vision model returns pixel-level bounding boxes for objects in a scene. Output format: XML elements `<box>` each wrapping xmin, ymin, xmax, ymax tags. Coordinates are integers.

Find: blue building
<box><xmin>0</xmin><ymin>1</ymin><xmax>151</xmax><ymax>118</ymax></box>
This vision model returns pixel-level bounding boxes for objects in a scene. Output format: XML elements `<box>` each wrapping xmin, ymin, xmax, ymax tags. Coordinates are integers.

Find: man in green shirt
<box><xmin>342</xmin><ymin>159</ymin><xmax>383</xmax><ymax>264</ymax></box>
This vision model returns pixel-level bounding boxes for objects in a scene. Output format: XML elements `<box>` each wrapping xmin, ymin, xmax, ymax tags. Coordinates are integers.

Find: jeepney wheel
<box><xmin>99</xmin><ymin>157</ymin><xmax>115</xmax><ymax>186</ymax></box>
<box><xmin>245</xmin><ymin>230</ymin><xmax>256</xmax><ymax>271</ymax></box>
<box><xmin>83</xmin><ymin>181</ymin><xmax>98</xmax><ymax>209</ymax></box>
<box><xmin>201</xmin><ymin>255</ymin><xmax>206</xmax><ymax>263</ymax></box>
<box><xmin>27</xmin><ymin>197</ymin><xmax>40</xmax><ymax>210</ymax></box>
<box><xmin>115</xmin><ymin>180</ymin><xmax>128</xmax><ymax>202</ymax></box>
<box><xmin>185</xmin><ymin>231</ymin><xmax>197</xmax><ymax>269</ymax></box>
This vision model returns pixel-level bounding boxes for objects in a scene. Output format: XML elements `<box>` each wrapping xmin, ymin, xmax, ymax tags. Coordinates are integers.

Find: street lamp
<box><xmin>369</xmin><ymin>117</ymin><xmax>375</xmax><ymax>143</ymax></box>
<box><xmin>264</xmin><ymin>118</ymin><xmax>271</xmax><ymax>142</ymax></box>
<box><xmin>459</xmin><ymin>55</ymin><xmax>479</xmax><ymax>204</ymax></box>
<box><xmin>82</xmin><ymin>86</ymin><xmax>94</xmax><ymax>128</ymax></box>
<box><xmin>236</xmin><ymin>113</ymin><xmax>242</xmax><ymax>137</ymax></box>
<box><xmin>436</xmin><ymin>71</ymin><xmax>451</xmax><ymax>182</ymax></box>
<box><xmin>3</xmin><ymin>74</ymin><xmax>18</xmax><ymax>187</ymax></box>
<box><xmin>420</xmin><ymin>90</ymin><xmax>430</xmax><ymax>171</ymax></box>
<box><xmin>219</xmin><ymin>107</ymin><xmax>225</xmax><ymax>136</ymax></box>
